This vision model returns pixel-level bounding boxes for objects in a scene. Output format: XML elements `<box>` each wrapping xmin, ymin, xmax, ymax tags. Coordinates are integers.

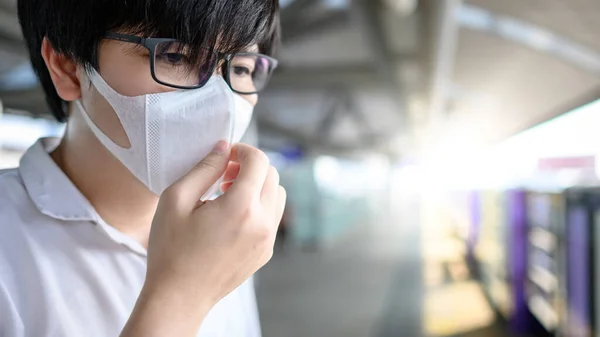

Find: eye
<box><xmin>233</xmin><ymin>65</ymin><xmax>253</xmax><ymax>76</ymax></box>
<box><xmin>160</xmin><ymin>53</ymin><xmax>188</xmax><ymax>65</ymax></box>
<box><xmin>167</xmin><ymin>53</ymin><xmax>184</xmax><ymax>64</ymax></box>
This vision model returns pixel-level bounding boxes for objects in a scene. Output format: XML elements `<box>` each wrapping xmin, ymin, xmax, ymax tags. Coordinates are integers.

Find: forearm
<box><xmin>120</xmin><ymin>284</ymin><xmax>212</xmax><ymax>337</ymax></box>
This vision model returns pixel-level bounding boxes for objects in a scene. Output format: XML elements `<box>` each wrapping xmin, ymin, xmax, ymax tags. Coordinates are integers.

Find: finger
<box><xmin>225</xmin><ymin>144</ymin><xmax>270</xmax><ymax>199</ymax></box>
<box><xmin>223</xmin><ymin>162</ymin><xmax>241</xmax><ymax>182</ymax></box>
<box><xmin>273</xmin><ymin>186</ymin><xmax>287</xmax><ymax>230</ymax></box>
<box><xmin>163</xmin><ymin>141</ymin><xmax>230</xmax><ymax>210</ymax></box>
<box><xmin>261</xmin><ymin>166</ymin><xmax>279</xmax><ymax>207</ymax></box>
<box><xmin>220</xmin><ymin>181</ymin><xmax>234</xmax><ymax>193</ymax></box>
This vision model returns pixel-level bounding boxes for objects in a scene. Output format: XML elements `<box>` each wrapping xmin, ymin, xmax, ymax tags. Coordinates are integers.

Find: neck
<box><xmin>51</xmin><ymin>106</ymin><xmax>158</xmax><ymax>248</ymax></box>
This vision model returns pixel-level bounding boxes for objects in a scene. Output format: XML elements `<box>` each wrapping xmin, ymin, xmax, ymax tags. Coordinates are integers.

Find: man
<box><xmin>0</xmin><ymin>1</ymin><xmax>285</xmax><ymax>336</ymax></box>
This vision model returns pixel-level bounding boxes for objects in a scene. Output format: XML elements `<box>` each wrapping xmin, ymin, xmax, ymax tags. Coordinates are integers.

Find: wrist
<box><xmin>121</xmin><ymin>280</ymin><xmax>213</xmax><ymax>337</ymax></box>
<box><xmin>140</xmin><ymin>278</ymin><xmax>215</xmax><ymax>317</ymax></box>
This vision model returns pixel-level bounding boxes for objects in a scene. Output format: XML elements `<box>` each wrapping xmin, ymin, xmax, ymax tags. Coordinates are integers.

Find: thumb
<box><xmin>162</xmin><ymin>141</ymin><xmax>230</xmax><ymax>209</ymax></box>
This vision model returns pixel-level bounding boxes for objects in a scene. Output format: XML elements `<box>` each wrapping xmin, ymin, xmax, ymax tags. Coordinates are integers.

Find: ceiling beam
<box><xmin>315</xmin><ymin>89</ymin><xmax>341</xmax><ymax>139</ymax></box>
<box><xmin>267</xmin><ymin>56</ymin><xmax>418</xmax><ymax>90</ymax></box>
<box><xmin>256</xmin><ymin>109</ymin><xmax>383</xmax><ymax>153</ymax></box>
<box><xmin>0</xmin><ymin>9</ymin><xmax>22</xmax><ymax>42</ymax></box>
<box><xmin>0</xmin><ymin>0</ymin><xmax>17</xmax><ymax>12</ymax></box>
<box><xmin>422</xmin><ymin>0</ymin><xmax>461</xmax><ymax>126</ymax></box>
<box><xmin>338</xmin><ymin>86</ymin><xmax>376</xmax><ymax>137</ymax></box>
<box><xmin>280</xmin><ymin>0</ymin><xmax>321</xmax><ymax>23</ymax></box>
<box><xmin>282</xmin><ymin>10</ymin><xmax>350</xmax><ymax>44</ymax></box>
<box><xmin>350</xmin><ymin>0</ymin><xmax>400</xmax><ymax>89</ymax></box>
<box><xmin>350</xmin><ymin>0</ymin><xmax>408</xmax><ymax>134</ymax></box>
<box><xmin>314</xmin><ymin>86</ymin><xmax>377</xmax><ymax>139</ymax></box>
<box><xmin>0</xmin><ymin>39</ymin><xmax>26</xmax><ymax>57</ymax></box>
<box><xmin>0</xmin><ymin>86</ymin><xmax>48</xmax><ymax>116</ymax></box>
<box><xmin>269</xmin><ymin>64</ymin><xmax>380</xmax><ymax>89</ymax></box>
<box><xmin>256</xmin><ymin>112</ymin><xmax>321</xmax><ymax>148</ymax></box>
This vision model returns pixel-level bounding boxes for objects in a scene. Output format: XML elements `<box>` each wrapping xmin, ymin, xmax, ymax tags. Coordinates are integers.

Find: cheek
<box><xmin>97</xmin><ymin>45</ymin><xmax>172</xmax><ymax>96</ymax></box>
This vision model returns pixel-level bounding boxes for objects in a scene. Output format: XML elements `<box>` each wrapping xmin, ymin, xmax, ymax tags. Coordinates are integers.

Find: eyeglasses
<box><xmin>103</xmin><ymin>32</ymin><xmax>279</xmax><ymax>94</ymax></box>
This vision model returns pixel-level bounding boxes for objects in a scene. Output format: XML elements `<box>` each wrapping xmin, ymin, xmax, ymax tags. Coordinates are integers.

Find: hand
<box><xmin>122</xmin><ymin>141</ymin><xmax>286</xmax><ymax>337</ymax></box>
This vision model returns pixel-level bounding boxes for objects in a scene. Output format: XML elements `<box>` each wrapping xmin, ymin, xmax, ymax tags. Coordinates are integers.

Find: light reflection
<box><xmin>458</xmin><ymin>4</ymin><xmax>600</xmax><ymax>73</ymax></box>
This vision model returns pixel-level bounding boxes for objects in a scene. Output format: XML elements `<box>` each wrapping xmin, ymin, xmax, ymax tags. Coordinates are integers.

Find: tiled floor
<box><xmin>256</xmin><ymin>219</ymin><xmax>419</xmax><ymax>336</ymax></box>
<box><xmin>256</xmin><ymin>190</ymin><xmax>422</xmax><ymax>337</ymax></box>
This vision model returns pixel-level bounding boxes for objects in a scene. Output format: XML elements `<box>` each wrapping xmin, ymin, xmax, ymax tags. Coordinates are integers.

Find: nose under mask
<box><xmin>76</xmin><ymin>69</ymin><xmax>254</xmax><ymax>198</ymax></box>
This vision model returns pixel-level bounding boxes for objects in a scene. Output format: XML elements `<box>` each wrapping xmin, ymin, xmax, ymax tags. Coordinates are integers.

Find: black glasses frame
<box><xmin>103</xmin><ymin>32</ymin><xmax>279</xmax><ymax>94</ymax></box>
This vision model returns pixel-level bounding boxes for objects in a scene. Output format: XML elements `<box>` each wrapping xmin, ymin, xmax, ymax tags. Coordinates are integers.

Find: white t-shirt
<box><xmin>0</xmin><ymin>138</ymin><xmax>261</xmax><ymax>337</ymax></box>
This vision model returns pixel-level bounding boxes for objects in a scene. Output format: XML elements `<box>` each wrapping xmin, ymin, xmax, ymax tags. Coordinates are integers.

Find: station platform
<box><xmin>255</xmin><ymin>189</ymin><xmax>523</xmax><ymax>337</ymax></box>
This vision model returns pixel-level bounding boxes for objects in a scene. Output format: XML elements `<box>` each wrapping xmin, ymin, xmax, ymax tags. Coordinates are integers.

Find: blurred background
<box><xmin>2</xmin><ymin>0</ymin><xmax>600</xmax><ymax>336</ymax></box>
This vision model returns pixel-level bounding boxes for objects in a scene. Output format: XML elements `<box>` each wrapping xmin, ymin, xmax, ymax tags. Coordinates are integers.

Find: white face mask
<box><xmin>76</xmin><ymin>69</ymin><xmax>254</xmax><ymax>198</ymax></box>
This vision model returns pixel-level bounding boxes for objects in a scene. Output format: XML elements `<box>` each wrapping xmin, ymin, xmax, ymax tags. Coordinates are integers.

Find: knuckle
<box><xmin>159</xmin><ymin>189</ymin><xmax>189</xmax><ymax>214</ymax></box>
<box><xmin>162</xmin><ymin>184</ymin><xmax>184</xmax><ymax>205</ymax></box>
<box><xmin>253</xmin><ymin>229</ymin><xmax>270</xmax><ymax>244</ymax></box>
<box><xmin>278</xmin><ymin>185</ymin><xmax>287</xmax><ymax>199</ymax></box>
<box><xmin>239</xmin><ymin>201</ymin><xmax>260</xmax><ymax>222</ymax></box>
<box><xmin>161</xmin><ymin>185</ymin><xmax>175</xmax><ymax>200</ymax></box>
<box><xmin>195</xmin><ymin>159</ymin><xmax>219</xmax><ymax>172</ymax></box>
<box><xmin>263</xmin><ymin>248</ymin><xmax>274</xmax><ymax>263</ymax></box>
<box><xmin>249</xmin><ymin>148</ymin><xmax>269</xmax><ymax>166</ymax></box>
<box><xmin>269</xmin><ymin>166</ymin><xmax>280</xmax><ymax>183</ymax></box>
<box><xmin>255</xmin><ymin>224</ymin><xmax>272</xmax><ymax>241</ymax></box>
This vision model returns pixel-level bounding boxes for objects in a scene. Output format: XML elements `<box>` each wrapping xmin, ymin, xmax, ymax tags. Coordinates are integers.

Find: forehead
<box><xmin>246</xmin><ymin>44</ymin><xmax>260</xmax><ymax>53</ymax></box>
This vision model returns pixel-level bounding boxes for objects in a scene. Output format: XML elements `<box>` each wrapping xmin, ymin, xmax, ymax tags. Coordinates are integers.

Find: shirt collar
<box><xmin>19</xmin><ymin>138</ymin><xmax>148</xmax><ymax>255</ymax></box>
<box><xmin>19</xmin><ymin>137</ymin><xmax>99</xmax><ymax>222</ymax></box>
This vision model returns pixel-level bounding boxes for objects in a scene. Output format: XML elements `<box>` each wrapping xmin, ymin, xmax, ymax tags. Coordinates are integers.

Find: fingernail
<box><xmin>212</xmin><ymin>140</ymin><xmax>229</xmax><ymax>155</ymax></box>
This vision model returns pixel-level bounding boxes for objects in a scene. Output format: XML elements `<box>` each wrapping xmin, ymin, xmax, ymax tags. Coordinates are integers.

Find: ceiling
<box><xmin>0</xmin><ymin>0</ymin><xmax>599</xmax><ymax>157</ymax></box>
<box><xmin>468</xmin><ymin>0</ymin><xmax>600</xmax><ymax>53</ymax></box>
<box><xmin>446</xmin><ymin>0</ymin><xmax>600</xmax><ymax>149</ymax></box>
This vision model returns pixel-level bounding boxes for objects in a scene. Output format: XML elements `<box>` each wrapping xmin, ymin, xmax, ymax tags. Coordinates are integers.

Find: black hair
<box><xmin>18</xmin><ymin>0</ymin><xmax>280</xmax><ymax>122</ymax></box>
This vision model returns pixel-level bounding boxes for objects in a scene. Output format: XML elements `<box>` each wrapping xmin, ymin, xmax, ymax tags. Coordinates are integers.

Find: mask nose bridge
<box><xmin>212</xmin><ymin>75</ymin><xmax>237</xmax><ymax>145</ymax></box>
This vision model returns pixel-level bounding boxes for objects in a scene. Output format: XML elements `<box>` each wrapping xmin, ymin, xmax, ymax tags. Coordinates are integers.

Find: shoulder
<box><xmin>0</xmin><ymin>167</ymin><xmax>39</xmax><ymax>284</ymax></box>
<box><xmin>0</xmin><ymin>167</ymin><xmax>28</xmax><ymax>206</ymax></box>
<box><xmin>0</xmin><ymin>167</ymin><xmax>22</xmax><ymax>184</ymax></box>
<box><xmin>0</xmin><ymin>167</ymin><xmax>48</xmax><ymax>329</ymax></box>
<box><xmin>0</xmin><ymin>169</ymin><xmax>28</xmax><ymax>332</ymax></box>
<box><xmin>0</xmin><ymin>167</ymin><xmax>34</xmax><ymax>229</ymax></box>
<box><xmin>0</xmin><ymin>166</ymin><xmax>29</xmax><ymax>241</ymax></box>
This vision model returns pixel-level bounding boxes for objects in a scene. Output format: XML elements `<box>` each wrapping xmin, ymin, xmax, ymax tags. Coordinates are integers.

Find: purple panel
<box><xmin>506</xmin><ymin>189</ymin><xmax>529</xmax><ymax>332</ymax></box>
<box><xmin>566</xmin><ymin>205</ymin><xmax>591</xmax><ymax>336</ymax></box>
<box><xmin>468</xmin><ymin>190</ymin><xmax>481</xmax><ymax>251</ymax></box>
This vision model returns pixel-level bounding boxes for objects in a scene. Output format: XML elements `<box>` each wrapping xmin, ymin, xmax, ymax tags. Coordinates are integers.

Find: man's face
<box><xmin>75</xmin><ymin>38</ymin><xmax>259</xmax><ymax>148</ymax></box>
<box><xmin>88</xmin><ymin>38</ymin><xmax>259</xmax><ymax>105</ymax></box>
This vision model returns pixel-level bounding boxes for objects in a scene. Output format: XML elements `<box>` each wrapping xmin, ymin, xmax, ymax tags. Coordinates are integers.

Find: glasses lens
<box><xmin>228</xmin><ymin>54</ymin><xmax>275</xmax><ymax>94</ymax></box>
<box><xmin>153</xmin><ymin>41</ymin><xmax>217</xmax><ymax>88</ymax></box>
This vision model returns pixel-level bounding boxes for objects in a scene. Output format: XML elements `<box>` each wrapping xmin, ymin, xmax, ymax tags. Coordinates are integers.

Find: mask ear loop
<box><xmin>200</xmin><ymin>87</ymin><xmax>237</xmax><ymax>201</ymax></box>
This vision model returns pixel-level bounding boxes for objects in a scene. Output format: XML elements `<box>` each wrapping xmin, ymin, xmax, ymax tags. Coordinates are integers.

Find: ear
<box><xmin>41</xmin><ymin>37</ymin><xmax>81</xmax><ymax>101</ymax></box>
